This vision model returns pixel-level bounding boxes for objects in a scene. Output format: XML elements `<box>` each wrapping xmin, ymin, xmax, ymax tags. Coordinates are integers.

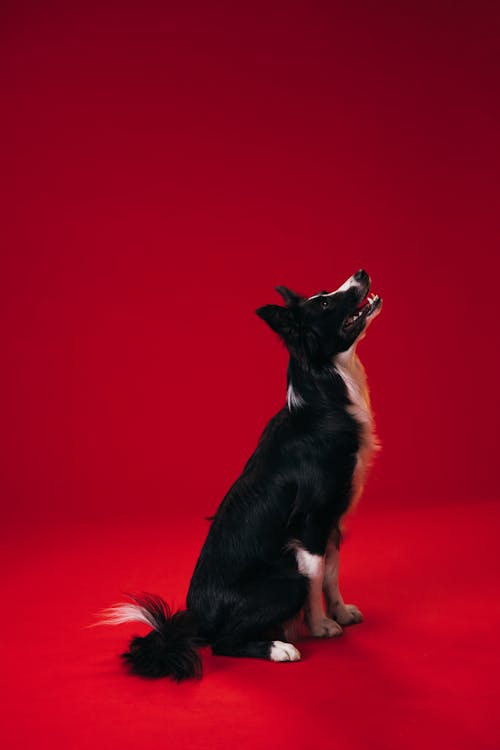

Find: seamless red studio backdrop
<box><xmin>1</xmin><ymin>4</ymin><xmax>500</xmax><ymax>750</ymax></box>
<box><xmin>1</xmin><ymin>0</ymin><xmax>499</xmax><ymax>527</ymax></box>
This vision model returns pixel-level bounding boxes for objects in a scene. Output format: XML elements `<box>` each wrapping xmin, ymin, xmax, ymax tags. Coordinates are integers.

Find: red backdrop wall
<box><xmin>2</xmin><ymin>5</ymin><xmax>500</xmax><ymax>750</ymax></box>
<box><xmin>2</xmin><ymin>0</ymin><xmax>499</xmax><ymax>524</ymax></box>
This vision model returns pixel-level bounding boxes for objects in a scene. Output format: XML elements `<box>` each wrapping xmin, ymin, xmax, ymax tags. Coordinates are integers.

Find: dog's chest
<box><xmin>334</xmin><ymin>350</ymin><xmax>378</xmax><ymax>505</ymax></box>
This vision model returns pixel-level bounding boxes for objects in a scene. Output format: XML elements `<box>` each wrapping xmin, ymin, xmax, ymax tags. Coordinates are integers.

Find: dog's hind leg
<box><xmin>211</xmin><ymin>566</ymin><xmax>308</xmax><ymax>662</ymax></box>
<box><xmin>212</xmin><ymin>637</ymin><xmax>301</xmax><ymax>662</ymax></box>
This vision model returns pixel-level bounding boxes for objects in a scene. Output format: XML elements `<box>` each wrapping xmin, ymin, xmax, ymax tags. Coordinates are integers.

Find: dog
<box><xmin>100</xmin><ymin>269</ymin><xmax>382</xmax><ymax>679</ymax></box>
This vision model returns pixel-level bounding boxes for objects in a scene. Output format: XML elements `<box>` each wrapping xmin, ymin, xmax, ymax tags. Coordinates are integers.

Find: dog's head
<box><xmin>256</xmin><ymin>270</ymin><xmax>382</xmax><ymax>365</ymax></box>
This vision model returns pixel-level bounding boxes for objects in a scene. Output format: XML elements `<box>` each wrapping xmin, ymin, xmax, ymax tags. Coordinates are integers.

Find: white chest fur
<box><xmin>334</xmin><ymin>347</ymin><xmax>379</xmax><ymax>506</ymax></box>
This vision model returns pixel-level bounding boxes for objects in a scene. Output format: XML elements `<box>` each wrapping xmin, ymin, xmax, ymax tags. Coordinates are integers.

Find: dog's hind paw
<box><xmin>269</xmin><ymin>641</ymin><xmax>301</xmax><ymax>662</ymax></box>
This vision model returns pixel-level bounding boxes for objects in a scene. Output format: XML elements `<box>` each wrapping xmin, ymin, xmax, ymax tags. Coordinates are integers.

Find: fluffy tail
<box><xmin>98</xmin><ymin>593</ymin><xmax>202</xmax><ymax>680</ymax></box>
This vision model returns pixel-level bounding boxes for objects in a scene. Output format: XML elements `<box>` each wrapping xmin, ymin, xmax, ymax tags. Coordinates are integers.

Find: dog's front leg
<box><xmin>323</xmin><ymin>536</ymin><xmax>363</xmax><ymax>626</ymax></box>
<box><xmin>295</xmin><ymin>547</ymin><xmax>343</xmax><ymax>637</ymax></box>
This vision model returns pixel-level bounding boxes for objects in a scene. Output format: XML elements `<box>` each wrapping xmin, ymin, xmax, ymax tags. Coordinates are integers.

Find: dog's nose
<box><xmin>354</xmin><ymin>269</ymin><xmax>368</xmax><ymax>282</ymax></box>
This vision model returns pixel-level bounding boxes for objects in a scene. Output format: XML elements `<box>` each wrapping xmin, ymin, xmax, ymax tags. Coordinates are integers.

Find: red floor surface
<box><xmin>3</xmin><ymin>499</ymin><xmax>499</xmax><ymax>750</ymax></box>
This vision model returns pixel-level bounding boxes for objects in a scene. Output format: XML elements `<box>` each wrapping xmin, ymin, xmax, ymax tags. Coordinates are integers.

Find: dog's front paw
<box><xmin>308</xmin><ymin>616</ymin><xmax>343</xmax><ymax>638</ymax></box>
<box><xmin>331</xmin><ymin>603</ymin><xmax>363</xmax><ymax>626</ymax></box>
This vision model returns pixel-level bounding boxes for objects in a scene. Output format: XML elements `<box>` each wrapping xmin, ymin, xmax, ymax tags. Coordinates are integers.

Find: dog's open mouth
<box><xmin>342</xmin><ymin>293</ymin><xmax>381</xmax><ymax>331</ymax></box>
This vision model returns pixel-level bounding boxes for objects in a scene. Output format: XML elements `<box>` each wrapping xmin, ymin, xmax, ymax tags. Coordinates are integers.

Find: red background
<box><xmin>1</xmin><ymin>2</ymin><xmax>499</xmax><ymax>748</ymax></box>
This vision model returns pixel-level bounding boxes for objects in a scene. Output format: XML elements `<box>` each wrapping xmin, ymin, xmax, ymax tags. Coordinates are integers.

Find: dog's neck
<box><xmin>332</xmin><ymin>345</ymin><xmax>373</xmax><ymax>427</ymax></box>
<box><xmin>287</xmin><ymin>343</ymin><xmax>371</xmax><ymax>421</ymax></box>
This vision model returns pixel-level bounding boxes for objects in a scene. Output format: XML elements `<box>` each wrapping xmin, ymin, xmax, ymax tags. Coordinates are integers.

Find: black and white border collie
<box><xmin>100</xmin><ymin>269</ymin><xmax>382</xmax><ymax>680</ymax></box>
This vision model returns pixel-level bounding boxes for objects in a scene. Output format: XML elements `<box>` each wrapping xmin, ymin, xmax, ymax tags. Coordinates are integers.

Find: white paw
<box><xmin>269</xmin><ymin>640</ymin><xmax>301</xmax><ymax>662</ymax></box>
<box><xmin>308</xmin><ymin>616</ymin><xmax>343</xmax><ymax>638</ymax></box>
<box><xmin>332</xmin><ymin>603</ymin><xmax>363</xmax><ymax>626</ymax></box>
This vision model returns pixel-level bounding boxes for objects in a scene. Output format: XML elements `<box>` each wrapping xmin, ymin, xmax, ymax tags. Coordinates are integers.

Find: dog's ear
<box><xmin>256</xmin><ymin>305</ymin><xmax>319</xmax><ymax>365</ymax></box>
<box><xmin>275</xmin><ymin>286</ymin><xmax>303</xmax><ymax>308</ymax></box>
<box><xmin>255</xmin><ymin>305</ymin><xmax>296</xmax><ymax>337</ymax></box>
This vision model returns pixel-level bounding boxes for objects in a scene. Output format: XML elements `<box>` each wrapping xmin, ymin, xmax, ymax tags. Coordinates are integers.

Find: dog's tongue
<box><xmin>356</xmin><ymin>296</ymin><xmax>370</xmax><ymax>311</ymax></box>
